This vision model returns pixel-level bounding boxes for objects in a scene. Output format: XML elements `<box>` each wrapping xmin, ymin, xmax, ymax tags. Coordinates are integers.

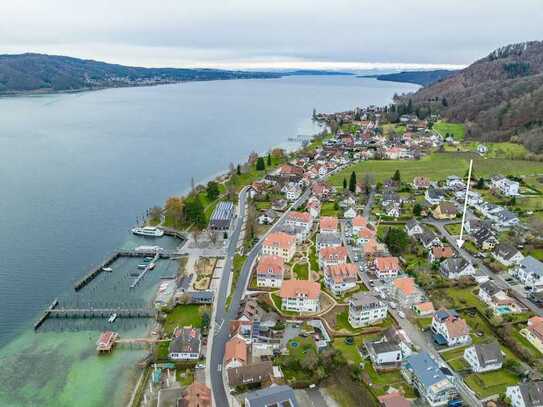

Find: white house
<box><xmin>374</xmin><ymin>256</ymin><xmax>401</xmax><ymax>281</ymax></box>
<box><xmin>348</xmin><ymin>293</ymin><xmax>388</xmax><ymax>328</ymax></box>
<box><xmin>319</xmin><ymin>246</ymin><xmax>348</xmax><ymax>268</ymax></box>
<box><xmin>365</xmin><ymin>340</ymin><xmax>402</xmax><ymax>370</ymax></box>
<box><xmin>256</xmin><ymin>255</ymin><xmax>285</xmax><ymax>288</ymax></box>
<box><xmin>463</xmin><ymin>342</ymin><xmax>503</xmax><ymax>373</ymax></box>
<box><xmin>284</xmin><ymin>182</ymin><xmax>302</xmax><ymax>201</ymax></box>
<box><xmin>491</xmin><ymin>175</ymin><xmax>520</xmax><ymax>197</ymax></box>
<box><xmin>514</xmin><ymin>256</ymin><xmax>543</xmax><ymax>292</ymax></box>
<box><xmin>324</xmin><ymin>263</ymin><xmax>358</xmax><ymax>295</ymax></box>
<box><xmin>493</xmin><ymin>242</ymin><xmax>524</xmax><ymax>267</ymax></box>
<box><xmin>439</xmin><ymin>257</ymin><xmax>476</xmax><ymax>279</ymax></box>
<box><xmin>262</xmin><ymin>232</ymin><xmax>296</xmax><ymax>262</ymax></box>
<box><xmin>402</xmin><ymin>352</ymin><xmax>458</xmax><ymax>407</ymax></box>
<box><xmin>279</xmin><ymin>280</ymin><xmax>321</xmax><ymax>313</ymax></box>
<box><xmin>506</xmin><ymin>382</ymin><xmax>543</xmax><ymax>407</ymax></box>
<box><xmin>405</xmin><ymin>219</ymin><xmax>424</xmax><ymax>237</ymax></box>
<box><xmin>431</xmin><ymin>309</ymin><xmax>470</xmax><ymax>347</ymax></box>
<box><xmin>425</xmin><ymin>186</ymin><xmax>445</xmax><ymax>205</ymax></box>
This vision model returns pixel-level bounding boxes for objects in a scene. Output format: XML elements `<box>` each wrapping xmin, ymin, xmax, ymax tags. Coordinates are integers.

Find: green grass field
<box><xmin>329</xmin><ymin>152</ymin><xmax>543</xmax><ymax>186</ymax></box>
<box><xmin>433</xmin><ymin>121</ymin><xmax>465</xmax><ymax>141</ymax></box>
<box><xmin>464</xmin><ymin>369</ymin><xmax>519</xmax><ymax>398</ymax></box>
<box><xmin>163</xmin><ymin>304</ymin><xmax>207</xmax><ymax>335</ymax></box>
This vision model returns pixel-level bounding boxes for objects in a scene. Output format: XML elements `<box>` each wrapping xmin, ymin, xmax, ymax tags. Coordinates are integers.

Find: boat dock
<box><xmin>96</xmin><ymin>331</ymin><xmax>168</xmax><ymax>353</ymax></box>
<box><xmin>74</xmin><ymin>249</ymin><xmax>175</xmax><ymax>291</ymax></box>
<box><xmin>129</xmin><ymin>252</ymin><xmax>161</xmax><ymax>289</ymax></box>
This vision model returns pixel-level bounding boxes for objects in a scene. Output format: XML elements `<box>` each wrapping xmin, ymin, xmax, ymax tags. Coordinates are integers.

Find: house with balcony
<box><xmin>169</xmin><ymin>327</ymin><xmax>202</xmax><ymax>361</ymax></box>
<box><xmin>391</xmin><ymin>277</ymin><xmax>423</xmax><ymax>307</ymax></box>
<box><xmin>262</xmin><ymin>232</ymin><xmax>296</xmax><ymax>262</ymax></box>
<box><xmin>348</xmin><ymin>292</ymin><xmax>388</xmax><ymax>328</ymax></box>
<box><xmin>401</xmin><ymin>352</ymin><xmax>458</xmax><ymax>407</ymax></box>
<box><xmin>513</xmin><ymin>256</ymin><xmax>543</xmax><ymax>292</ymax></box>
<box><xmin>374</xmin><ymin>256</ymin><xmax>401</xmax><ymax>281</ymax></box>
<box><xmin>319</xmin><ymin>246</ymin><xmax>348</xmax><ymax>269</ymax></box>
<box><xmin>463</xmin><ymin>342</ymin><xmax>503</xmax><ymax>373</ymax></box>
<box><xmin>256</xmin><ymin>255</ymin><xmax>285</xmax><ymax>288</ymax></box>
<box><xmin>279</xmin><ymin>280</ymin><xmax>321</xmax><ymax>313</ymax></box>
<box><xmin>431</xmin><ymin>309</ymin><xmax>470</xmax><ymax>347</ymax></box>
<box><xmin>506</xmin><ymin>381</ymin><xmax>543</xmax><ymax>407</ymax></box>
<box><xmin>324</xmin><ymin>263</ymin><xmax>358</xmax><ymax>295</ymax></box>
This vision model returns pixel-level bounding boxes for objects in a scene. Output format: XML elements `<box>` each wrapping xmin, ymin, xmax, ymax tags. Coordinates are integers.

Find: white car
<box><xmin>398</xmin><ymin>311</ymin><xmax>406</xmax><ymax>319</ymax></box>
<box><xmin>389</xmin><ymin>301</ymin><xmax>398</xmax><ymax>309</ymax></box>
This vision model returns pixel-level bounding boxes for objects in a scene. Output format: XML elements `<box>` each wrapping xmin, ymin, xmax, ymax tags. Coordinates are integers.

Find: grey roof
<box><xmin>518</xmin><ymin>381</ymin><xmax>543</xmax><ymax>407</ymax></box>
<box><xmin>434</xmin><ymin>309</ymin><xmax>459</xmax><ymax>322</ymax></box>
<box><xmin>419</xmin><ymin>231</ymin><xmax>439</xmax><ymax>246</ymax></box>
<box><xmin>245</xmin><ymin>384</ymin><xmax>298</xmax><ymax>407</ymax></box>
<box><xmin>169</xmin><ymin>327</ymin><xmax>201</xmax><ymax>354</ymax></box>
<box><xmin>494</xmin><ymin>242</ymin><xmax>521</xmax><ymax>261</ymax></box>
<box><xmin>209</xmin><ymin>201</ymin><xmax>234</xmax><ymax>229</ymax></box>
<box><xmin>404</xmin><ymin>352</ymin><xmax>451</xmax><ymax>388</ymax></box>
<box><xmin>480</xmin><ymin>280</ymin><xmax>503</xmax><ymax>297</ymax></box>
<box><xmin>426</xmin><ymin>186</ymin><xmax>445</xmax><ymax>200</ymax></box>
<box><xmin>227</xmin><ymin>361</ymin><xmax>273</xmax><ymax>387</ymax></box>
<box><xmin>497</xmin><ymin>209</ymin><xmax>518</xmax><ymax>222</ymax></box>
<box><xmin>440</xmin><ymin>257</ymin><xmax>470</xmax><ymax>277</ymax></box>
<box><xmin>349</xmin><ymin>293</ymin><xmax>383</xmax><ymax>309</ymax></box>
<box><xmin>367</xmin><ymin>340</ymin><xmax>401</xmax><ymax>355</ymax></box>
<box><xmin>473</xmin><ymin>342</ymin><xmax>503</xmax><ymax>368</ymax></box>
<box><xmin>520</xmin><ymin>256</ymin><xmax>543</xmax><ymax>278</ymax></box>
<box><xmin>406</xmin><ymin>218</ymin><xmax>421</xmax><ymax>231</ymax></box>
<box><xmin>473</xmin><ymin>227</ymin><xmax>495</xmax><ymax>245</ymax></box>
<box><xmin>316</xmin><ymin>232</ymin><xmax>341</xmax><ymax>246</ymax></box>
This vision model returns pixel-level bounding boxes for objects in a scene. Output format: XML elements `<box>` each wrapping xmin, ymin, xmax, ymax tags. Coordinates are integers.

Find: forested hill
<box><xmin>0</xmin><ymin>53</ymin><xmax>282</xmax><ymax>94</ymax></box>
<box><xmin>361</xmin><ymin>69</ymin><xmax>456</xmax><ymax>86</ymax></box>
<box><xmin>399</xmin><ymin>41</ymin><xmax>543</xmax><ymax>153</ymax></box>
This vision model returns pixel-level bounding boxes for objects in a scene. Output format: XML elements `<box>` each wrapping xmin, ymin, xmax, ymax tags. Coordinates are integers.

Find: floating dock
<box><xmin>73</xmin><ymin>249</ymin><xmax>175</xmax><ymax>291</ymax></box>
<box><xmin>129</xmin><ymin>252</ymin><xmax>161</xmax><ymax>289</ymax></box>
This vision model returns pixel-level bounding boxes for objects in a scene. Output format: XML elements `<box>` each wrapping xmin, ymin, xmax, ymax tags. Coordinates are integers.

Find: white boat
<box><xmin>137</xmin><ymin>264</ymin><xmax>147</xmax><ymax>270</ymax></box>
<box><xmin>131</xmin><ymin>226</ymin><xmax>164</xmax><ymax>237</ymax></box>
<box><xmin>149</xmin><ymin>263</ymin><xmax>156</xmax><ymax>270</ymax></box>
<box><xmin>108</xmin><ymin>313</ymin><xmax>118</xmax><ymax>323</ymax></box>
<box><xmin>102</xmin><ymin>267</ymin><xmax>113</xmax><ymax>272</ymax></box>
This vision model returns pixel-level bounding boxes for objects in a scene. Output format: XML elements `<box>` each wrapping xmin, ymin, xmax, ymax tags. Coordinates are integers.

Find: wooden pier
<box><xmin>129</xmin><ymin>252</ymin><xmax>160</xmax><ymax>289</ymax></box>
<box><xmin>33</xmin><ymin>298</ymin><xmax>59</xmax><ymax>331</ymax></box>
<box><xmin>158</xmin><ymin>226</ymin><xmax>187</xmax><ymax>240</ymax></box>
<box><xmin>47</xmin><ymin>307</ymin><xmax>155</xmax><ymax>319</ymax></box>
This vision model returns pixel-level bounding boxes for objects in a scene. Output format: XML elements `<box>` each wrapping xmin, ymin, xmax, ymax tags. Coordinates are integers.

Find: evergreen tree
<box><xmin>349</xmin><ymin>171</ymin><xmax>357</xmax><ymax>193</ymax></box>
<box><xmin>256</xmin><ymin>157</ymin><xmax>265</xmax><ymax>171</ymax></box>
<box><xmin>343</xmin><ymin>178</ymin><xmax>347</xmax><ymax>190</ymax></box>
<box><xmin>413</xmin><ymin>203</ymin><xmax>422</xmax><ymax>217</ymax></box>
<box><xmin>267</xmin><ymin>153</ymin><xmax>272</xmax><ymax>166</ymax></box>
<box><xmin>206</xmin><ymin>181</ymin><xmax>220</xmax><ymax>200</ymax></box>
<box><xmin>392</xmin><ymin>169</ymin><xmax>401</xmax><ymax>182</ymax></box>
<box><xmin>384</xmin><ymin>228</ymin><xmax>410</xmax><ymax>256</ymax></box>
<box><xmin>237</xmin><ymin>164</ymin><xmax>241</xmax><ymax>175</ymax></box>
<box><xmin>476</xmin><ymin>178</ymin><xmax>485</xmax><ymax>189</ymax></box>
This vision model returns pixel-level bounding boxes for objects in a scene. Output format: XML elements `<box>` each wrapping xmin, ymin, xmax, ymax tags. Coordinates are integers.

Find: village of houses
<box><xmin>153</xmin><ymin>106</ymin><xmax>543</xmax><ymax>407</ymax></box>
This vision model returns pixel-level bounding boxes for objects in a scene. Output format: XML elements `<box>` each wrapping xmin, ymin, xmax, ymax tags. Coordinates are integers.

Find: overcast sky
<box><xmin>1</xmin><ymin>0</ymin><xmax>542</xmax><ymax>70</ymax></box>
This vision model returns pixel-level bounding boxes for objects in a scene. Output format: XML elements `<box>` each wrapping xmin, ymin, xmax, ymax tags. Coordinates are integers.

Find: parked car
<box><xmin>398</xmin><ymin>311</ymin><xmax>406</xmax><ymax>319</ymax></box>
<box><xmin>389</xmin><ymin>302</ymin><xmax>398</xmax><ymax>309</ymax></box>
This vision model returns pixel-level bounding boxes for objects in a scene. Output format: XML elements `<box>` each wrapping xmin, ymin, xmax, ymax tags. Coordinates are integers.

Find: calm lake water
<box><xmin>0</xmin><ymin>76</ymin><xmax>418</xmax><ymax>406</ymax></box>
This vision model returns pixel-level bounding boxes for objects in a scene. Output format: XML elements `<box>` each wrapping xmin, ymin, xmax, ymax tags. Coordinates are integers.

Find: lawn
<box><xmin>444</xmin><ymin>223</ymin><xmax>462</xmax><ymax>236</ymax></box>
<box><xmin>333</xmin><ymin>337</ymin><xmax>364</xmax><ymax>365</ymax></box>
<box><xmin>320</xmin><ymin>202</ymin><xmax>340</xmax><ymax>217</ymax></box>
<box><xmin>415</xmin><ymin>317</ymin><xmax>433</xmax><ymax>330</ymax></box>
<box><xmin>293</xmin><ymin>262</ymin><xmax>309</xmax><ymax>280</ymax></box>
<box><xmin>464</xmin><ymin>369</ymin><xmax>519</xmax><ymax>398</ymax></box>
<box><xmin>163</xmin><ymin>304</ymin><xmax>207</xmax><ymax>335</ymax></box>
<box><xmin>328</xmin><ymin>152</ymin><xmax>543</xmax><ymax>186</ymax></box>
<box><xmin>433</xmin><ymin>121</ymin><xmax>465</xmax><ymax>141</ymax></box>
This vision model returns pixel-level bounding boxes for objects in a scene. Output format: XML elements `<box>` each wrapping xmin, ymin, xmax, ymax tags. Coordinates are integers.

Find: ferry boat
<box><xmin>108</xmin><ymin>313</ymin><xmax>118</xmax><ymax>323</ymax></box>
<box><xmin>102</xmin><ymin>267</ymin><xmax>113</xmax><ymax>272</ymax></box>
<box><xmin>131</xmin><ymin>226</ymin><xmax>164</xmax><ymax>237</ymax></box>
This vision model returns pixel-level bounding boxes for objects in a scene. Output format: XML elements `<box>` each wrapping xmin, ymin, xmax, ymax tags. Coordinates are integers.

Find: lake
<box><xmin>0</xmin><ymin>75</ymin><xmax>418</xmax><ymax>406</ymax></box>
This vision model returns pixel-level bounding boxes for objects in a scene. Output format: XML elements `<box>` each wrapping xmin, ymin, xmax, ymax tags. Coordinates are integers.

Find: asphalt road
<box><xmin>209</xmin><ymin>187</ymin><xmax>311</xmax><ymax>406</ymax></box>
<box><xmin>339</xmin><ymin>219</ymin><xmax>482</xmax><ymax>407</ymax></box>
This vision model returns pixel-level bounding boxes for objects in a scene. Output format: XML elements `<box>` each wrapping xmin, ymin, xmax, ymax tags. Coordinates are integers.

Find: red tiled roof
<box><xmin>320</xmin><ymin>216</ymin><xmax>338</xmax><ymax>231</ymax></box>
<box><xmin>375</xmin><ymin>256</ymin><xmax>400</xmax><ymax>272</ymax></box>
<box><xmin>432</xmin><ymin>246</ymin><xmax>455</xmax><ymax>259</ymax></box>
<box><xmin>287</xmin><ymin>211</ymin><xmax>312</xmax><ymax>223</ymax></box>
<box><xmin>325</xmin><ymin>263</ymin><xmax>357</xmax><ymax>283</ymax></box>
<box><xmin>279</xmin><ymin>280</ymin><xmax>320</xmax><ymax>300</ymax></box>
<box><xmin>319</xmin><ymin>246</ymin><xmax>348</xmax><ymax>262</ymax></box>
<box><xmin>224</xmin><ymin>337</ymin><xmax>248</xmax><ymax>365</ymax></box>
<box><xmin>352</xmin><ymin>215</ymin><xmax>367</xmax><ymax>228</ymax></box>
<box><xmin>256</xmin><ymin>255</ymin><xmax>284</xmax><ymax>277</ymax></box>
<box><xmin>263</xmin><ymin>232</ymin><xmax>296</xmax><ymax>250</ymax></box>
<box><xmin>393</xmin><ymin>277</ymin><xmax>417</xmax><ymax>295</ymax></box>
